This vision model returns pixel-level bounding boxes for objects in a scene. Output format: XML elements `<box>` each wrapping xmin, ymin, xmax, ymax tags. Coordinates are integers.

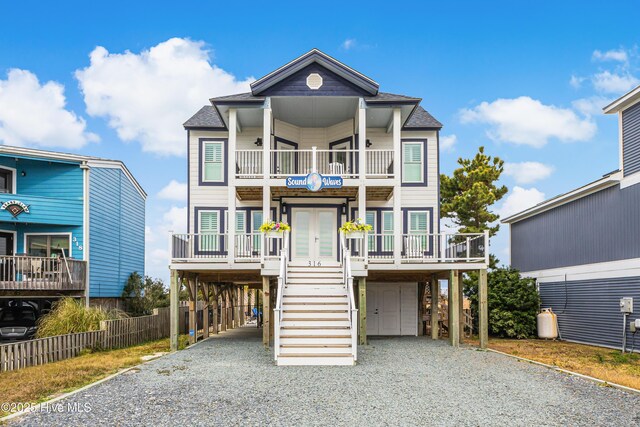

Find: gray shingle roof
<box><xmin>404</xmin><ymin>105</ymin><xmax>443</xmax><ymax>129</ymax></box>
<box><xmin>183</xmin><ymin>106</ymin><xmax>226</xmax><ymax>129</ymax></box>
<box><xmin>365</xmin><ymin>92</ymin><xmax>421</xmax><ymax>103</ymax></box>
<box><xmin>209</xmin><ymin>93</ymin><xmax>265</xmax><ymax>103</ymax></box>
<box><xmin>208</xmin><ymin>91</ymin><xmax>421</xmax><ymax>105</ymax></box>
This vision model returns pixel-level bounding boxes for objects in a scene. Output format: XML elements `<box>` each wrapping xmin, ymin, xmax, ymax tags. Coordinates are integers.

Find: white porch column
<box><xmin>228</xmin><ymin>108</ymin><xmax>237</xmax><ymax>263</ymax></box>
<box><xmin>392</xmin><ymin>108</ymin><xmax>402</xmax><ymax>265</ymax></box>
<box><xmin>358</xmin><ymin>99</ymin><xmax>367</xmax><ymax>261</ymax></box>
<box><xmin>262</xmin><ymin>98</ymin><xmax>272</xmax><ymax>220</ymax></box>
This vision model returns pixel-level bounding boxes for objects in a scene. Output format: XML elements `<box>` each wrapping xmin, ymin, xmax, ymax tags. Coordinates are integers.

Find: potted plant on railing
<box><xmin>259</xmin><ymin>221</ymin><xmax>291</xmax><ymax>238</ymax></box>
<box><xmin>339</xmin><ymin>218</ymin><xmax>373</xmax><ymax>239</ymax></box>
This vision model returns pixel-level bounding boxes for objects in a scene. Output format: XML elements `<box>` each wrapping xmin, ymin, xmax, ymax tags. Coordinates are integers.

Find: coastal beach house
<box><xmin>503</xmin><ymin>85</ymin><xmax>640</xmax><ymax>351</ymax></box>
<box><xmin>0</xmin><ymin>146</ymin><xmax>146</xmax><ymax>321</ymax></box>
<box><xmin>169</xmin><ymin>49</ymin><xmax>489</xmax><ymax>365</ymax></box>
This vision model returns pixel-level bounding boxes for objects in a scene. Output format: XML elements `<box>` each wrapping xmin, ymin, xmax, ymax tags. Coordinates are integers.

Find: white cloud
<box><xmin>592</xmin><ymin>49</ymin><xmax>628</xmax><ymax>63</ymax></box>
<box><xmin>460</xmin><ymin>96</ymin><xmax>596</xmax><ymax>147</ymax></box>
<box><xmin>440</xmin><ymin>134</ymin><xmax>456</xmax><ymax>152</ymax></box>
<box><xmin>0</xmin><ymin>69</ymin><xmax>98</xmax><ymax>148</ymax></box>
<box><xmin>497</xmin><ymin>186</ymin><xmax>546</xmax><ymax>219</ymax></box>
<box><xmin>592</xmin><ymin>70</ymin><xmax>640</xmax><ymax>94</ymax></box>
<box><xmin>342</xmin><ymin>39</ymin><xmax>356</xmax><ymax>50</ymax></box>
<box><xmin>569</xmin><ymin>75</ymin><xmax>586</xmax><ymax>89</ymax></box>
<box><xmin>145</xmin><ymin>205</ymin><xmax>187</xmax><ymax>281</ymax></box>
<box><xmin>571</xmin><ymin>96</ymin><xmax>612</xmax><ymax>116</ymax></box>
<box><xmin>75</xmin><ymin>38</ymin><xmax>254</xmax><ymax>156</ymax></box>
<box><xmin>158</xmin><ymin>180</ymin><xmax>187</xmax><ymax>201</ymax></box>
<box><xmin>503</xmin><ymin>161</ymin><xmax>553</xmax><ymax>184</ymax></box>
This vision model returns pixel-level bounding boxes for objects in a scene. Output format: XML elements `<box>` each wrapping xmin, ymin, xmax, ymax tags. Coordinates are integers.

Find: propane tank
<box><xmin>537</xmin><ymin>308</ymin><xmax>558</xmax><ymax>339</ymax></box>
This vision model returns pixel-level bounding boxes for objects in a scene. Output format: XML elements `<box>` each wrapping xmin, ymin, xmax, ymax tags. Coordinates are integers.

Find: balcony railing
<box><xmin>171</xmin><ymin>232</ymin><xmax>488</xmax><ymax>265</ymax></box>
<box><xmin>0</xmin><ymin>256</ymin><xmax>86</xmax><ymax>291</ymax></box>
<box><xmin>347</xmin><ymin>232</ymin><xmax>488</xmax><ymax>263</ymax></box>
<box><xmin>234</xmin><ymin>147</ymin><xmax>395</xmax><ymax>179</ymax></box>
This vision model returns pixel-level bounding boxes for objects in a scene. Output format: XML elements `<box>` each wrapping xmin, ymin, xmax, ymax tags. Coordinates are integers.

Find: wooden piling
<box><xmin>479</xmin><ymin>269</ymin><xmax>489</xmax><ymax>349</ymax></box>
<box><xmin>449</xmin><ymin>270</ymin><xmax>460</xmax><ymax>347</ymax></box>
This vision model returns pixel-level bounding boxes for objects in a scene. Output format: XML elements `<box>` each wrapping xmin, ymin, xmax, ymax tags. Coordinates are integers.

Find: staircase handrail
<box><xmin>340</xmin><ymin>232</ymin><xmax>358</xmax><ymax>361</ymax></box>
<box><xmin>273</xmin><ymin>231</ymin><xmax>289</xmax><ymax>360</ymax></box>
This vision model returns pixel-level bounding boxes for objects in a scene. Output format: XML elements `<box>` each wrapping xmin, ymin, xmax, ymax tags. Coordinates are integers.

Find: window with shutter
<box><xmin>203</xmin><ymin>141</ymin><xmax>224</xmax><ymax>182</ymax></box>
<box><xmin>199</xmin><ymin>211</ymin><xmax>220</xmax><ymax>251</ymax></box>
<box><xmin>365</xmin><ymin>211</ymin><xmax>376</xmax><ymax>252</ymax></box>
<box><xmin>382</xmin><ymin>211</ymin><xmax>394</xmax><ymax>252</ymax></box>
<box><xmin>408</xmin><ymin>211</ymin><xmax>429</xmax><ymax>253</ymax></box>
<box><xmin>252</xmin><ymin>211</ymin><xmax>263</xmax><ymax>253</ymax></box>
<box><xmin>402</xmin><ymin>142</ymin><xmax>424</xmax><ymax>183</ymax></box>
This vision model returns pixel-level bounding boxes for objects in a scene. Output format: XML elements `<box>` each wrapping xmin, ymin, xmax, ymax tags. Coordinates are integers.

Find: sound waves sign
<box><xmin>286</xmin><ymin>172</ymin><xmax>343</xmax><ymax>192</ymax></box>
<box><xmin>1</xmin><ymin>200</ymin><xmax>30</xmax><ymax>218</ymax></box>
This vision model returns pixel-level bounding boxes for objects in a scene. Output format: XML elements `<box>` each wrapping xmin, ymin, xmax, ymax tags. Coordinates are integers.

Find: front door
<box><xmin>291</xmin><ymin>207</ymin><xmax>338</xmax><ymax>265</ymax></box>
<box><xmin>0</xmin><ymin>232</ymin><xmax>14</xmax><ymax>256</ymax></box>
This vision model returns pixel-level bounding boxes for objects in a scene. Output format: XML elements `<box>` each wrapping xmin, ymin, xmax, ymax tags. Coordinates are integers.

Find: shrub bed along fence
<box><xmin>0</xmin><ymin>306</ymin><xmax>192</xmax><ymax>373</ymax></box>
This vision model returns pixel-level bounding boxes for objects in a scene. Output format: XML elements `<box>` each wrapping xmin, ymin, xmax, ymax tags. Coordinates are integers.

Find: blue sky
<box><xmin>1</xmin><ymin>1</ymin><xmax>638</xmax><ymax>281</ymax></box>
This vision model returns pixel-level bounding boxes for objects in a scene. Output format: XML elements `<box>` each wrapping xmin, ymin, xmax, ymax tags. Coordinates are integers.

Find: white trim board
<box><xmin>0</xmin><ymin>229</ymin><xmax>17</xmax><ymax>254</ymax></box>
<box><xmin>521</xmin><ymin>257</ymin><xmax>640</xmax><ymax>283</ymax></box>
<box><xmin>0</xmin><ymin>165</ymin><xmax>17</xmax><ymax>194</ymax></box>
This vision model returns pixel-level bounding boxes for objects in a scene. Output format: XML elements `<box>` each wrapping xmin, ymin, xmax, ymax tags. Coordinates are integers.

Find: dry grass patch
<box><xmin>485</xmin><ymin>338</ymin><xmax>640</xmax><ymax>390</ymax></box>
<box><xmin>0</xmin><ymin>336</ymin><xmax>189</xmax><ymax>417</ymax></box>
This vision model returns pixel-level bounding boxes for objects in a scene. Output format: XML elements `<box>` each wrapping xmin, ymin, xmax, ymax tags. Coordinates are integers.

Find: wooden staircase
<box><xmin>276</xmin><ymin>266</ymin><xmax>356</xmax><ymax>366</ymax></box>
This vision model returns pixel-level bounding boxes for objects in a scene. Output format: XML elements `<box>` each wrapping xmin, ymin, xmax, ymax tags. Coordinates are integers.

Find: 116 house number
<box><xmin>308</xmin><ymin>260</ymin><xmax>322</xmax><ymax>266</ymax></box>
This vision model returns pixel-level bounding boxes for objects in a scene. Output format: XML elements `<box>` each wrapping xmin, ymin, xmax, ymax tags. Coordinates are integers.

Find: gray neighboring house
<box><xmin>503</xmin><ymin>84</ymin><xmax>640</xmax><ymax>350</ymax></box>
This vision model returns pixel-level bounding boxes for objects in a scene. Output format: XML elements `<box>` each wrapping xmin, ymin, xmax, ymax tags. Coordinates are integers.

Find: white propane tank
<box><xmin>537</xmin><ymin>308</ymin><xmax>558</xmax><ymax>339</ymax></box>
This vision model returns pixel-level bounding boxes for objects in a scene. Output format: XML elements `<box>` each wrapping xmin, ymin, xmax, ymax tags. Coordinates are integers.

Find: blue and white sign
<box><xmin>286</xmin><ymin>172</ymin><xmax>343</xmax><ymax>192</ymax></box>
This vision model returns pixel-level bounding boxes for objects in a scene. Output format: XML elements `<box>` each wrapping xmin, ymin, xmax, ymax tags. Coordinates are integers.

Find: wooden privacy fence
<box><xmin>0</xmin><ymin>330</ymin><xmax>104</xmax><ymax>372</ymax></box>
<box><xmin>0</xmin><ymin>308</ymin><xmax>177</xmax><ymax>373</ymax></box>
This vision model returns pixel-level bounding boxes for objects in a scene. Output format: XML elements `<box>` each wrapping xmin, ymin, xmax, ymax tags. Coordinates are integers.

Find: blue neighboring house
<box><xmin>503</xmin><ymin>85</ymin><xmax>640</xmax><ymax>351</ymax></box>
<box><xmin>0</xmin><ymin>146</ymin><xmax>146</xmax><ymax>310</ymax></box>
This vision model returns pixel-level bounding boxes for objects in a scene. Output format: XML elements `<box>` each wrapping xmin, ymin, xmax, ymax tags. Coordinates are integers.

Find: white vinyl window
<box><xmin>203</xmin><ymin>141</ymin><xmax>224</xmax><ymax>182</ymax></box>
<box><xmin>224</xmin><ymin>211</ymin><xmax>246</xmax><ymax>234</ymax></box>
<box><xmin>382</xmin><ymin>211</ymin><xmax>394</xmax><ymax>252</ymax></box>
<box><xmin>402</xmin><ymin>141</ymin><xmax>424</xmax><ymax>183</ymax></box>
<box><xmin>199</xmin><ymin>211</ymin><xmax>220</xmax><ymax>251</ymax></box>
<box><xmin>407</xmin><ymin>211</ymin><xmax>429</xmax><ymax>253</ymax></box>
<box><xmin>365</xmin><ymin>211</ymin><xmax>376</xmax><ymax>252</ymax></box>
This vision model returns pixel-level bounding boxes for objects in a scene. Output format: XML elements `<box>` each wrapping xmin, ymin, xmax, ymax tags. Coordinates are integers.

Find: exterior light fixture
<box><xmin>255</xmin><ymin>137</ymin><xmax>263</xmax><ymax>147</ymax></box>
<box><xmin>281</xmin><ymin>202</ymin><xmax>287</xmax><ymax>215</ymax></box>
<box><xmin>366</xmin><ymin>139</ymin><xmax>372</xmax><ymax>148</ymax></box>
<box><xmin>341</xmin><ymin>203</ymin><xmax>347</xmax><ymax>215</ymax></box>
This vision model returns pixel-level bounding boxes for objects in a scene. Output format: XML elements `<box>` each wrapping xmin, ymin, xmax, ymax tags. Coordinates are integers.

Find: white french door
<box><xmin>291</xmin><ymin>207</ymin><xmax>338</xmax><ymax>265</ymax></box>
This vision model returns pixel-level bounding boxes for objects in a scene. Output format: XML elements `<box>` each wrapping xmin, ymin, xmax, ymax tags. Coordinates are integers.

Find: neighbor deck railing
<box><xmin>0</xmin><ymin>256</ymin><xmax>86</xmax><ymax>291</ymax></box>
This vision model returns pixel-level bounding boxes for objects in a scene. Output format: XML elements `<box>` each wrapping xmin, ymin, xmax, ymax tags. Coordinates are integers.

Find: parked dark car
<box><xmin>0</xmin><ymin>306</ymin><xmax>38</xmax><ymax>341</ymax></box>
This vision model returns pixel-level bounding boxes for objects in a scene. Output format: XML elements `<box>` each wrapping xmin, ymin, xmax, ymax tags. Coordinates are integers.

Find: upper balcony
<box><xmin>0</xmin><ymin>255</ymin><xmax>86</xmax><ymax>293</ymax></box>
<box><xmin>235</xmin><ymin>147</ymin><xmax>394</xmax><ymax>180</ymax></box>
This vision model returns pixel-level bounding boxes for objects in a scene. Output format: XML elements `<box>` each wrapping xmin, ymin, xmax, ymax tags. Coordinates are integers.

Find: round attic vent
<box><xmin>306</xmin><ymin>73</ymin><xmax>323</xmax><ymax>90</ymax></box>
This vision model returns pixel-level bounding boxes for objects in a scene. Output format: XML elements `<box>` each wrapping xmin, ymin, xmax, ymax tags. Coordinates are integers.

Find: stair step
<box><xmin>280</xmin><ymin>334</ymin><xmax>351</xmax><ymax>339</ymax></box>
<box><xmin>284</xmin><ymin>295</ymin><xmax>346</xmax><ymax>298</ymax></box>
<box><xmin>280</xmin><ymin>337</ymin><xmax>352</xmax><ymax>345</ymax></box>
<box><xmin>282</xmin><ymin>317</ymin><xmax>348</xmax><ymax>322</ymax></box>
<box><xmin>276</xmin><ymin>355</ymin><xmax>355</xmax><ymax>366</ymax></box>
<box><xmin>287</xmin><ymin>278</ymin><xmax>344</xmax><ymax>284</ymax></box>
<box><xmin>280</xmin><ymin>347</ymin><xmax>352</xmax><ymax>355</ymax></box>
<box><xmin>277</xmin><ymin>353</ymin><xmax>352</xmax><ymax>357</ymax></box>
<box><xmin>283</xmin><ymin>309</ymin><xmax>348</xmax><ymax>313</ymax></box>
<box><xmin>281</xmin><ymin>344</ymin><xmax>351</xmax><ymax>348</ymax></box>
<box><xmin>281</xmin><ymin>326</ymin><xmax>350</xmax><ymax>330</ymax></box>
<box><xmin>282</xmin><ymin>304</ymin><xmax>348</xmax><ymax>310</ymax></box>
<box><xmin>283</xmin><ymin>296</ymin><xmax>348</xmax><ymax>303</ymax></box>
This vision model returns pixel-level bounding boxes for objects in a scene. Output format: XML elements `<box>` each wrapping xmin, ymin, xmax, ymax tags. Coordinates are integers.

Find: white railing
<box><xmin>235</xmin><ymin>150</ymin><xmax>263</xmax><ymax>177</ymax></box>
<box><xmin>270</xmin><ymin>148</ymin><xmax>359</xmax><ymax>178</ymax></box>
<box><xmin>340</xmin><ymin>233</ymin><xmax>358</xmax><ymax>361</ymax></box>
<box><xmin>234</xmin><ymin>233</ymin><xmax>262</xmax><ymax>261</ymax></box>
<box><xmin>171</xmin><ymin>233</ymin><xmax>228</xmax><ymax>260</ymax></box>
<box><xmin>273</xmin><ymin>232</ymin><xmax>289</xmax><ymax>361</ymax></box>
<box><xmin>365</xmin><ymin>149</ymin><xmax>394</xmax><ymax>178</ymax></box>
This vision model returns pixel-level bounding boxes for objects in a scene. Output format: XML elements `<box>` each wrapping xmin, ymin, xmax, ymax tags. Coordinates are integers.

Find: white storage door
<box><xmin>400</xmin><ymin>283</ymin><xmax>418</xmax><ymax>336</ymax></box>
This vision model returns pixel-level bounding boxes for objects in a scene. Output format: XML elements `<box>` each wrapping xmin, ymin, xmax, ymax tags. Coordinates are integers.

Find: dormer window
<box><xmin>0</xmin><ymin>167</ymin><xmax>15</xmax><ymax>194</ymax></box>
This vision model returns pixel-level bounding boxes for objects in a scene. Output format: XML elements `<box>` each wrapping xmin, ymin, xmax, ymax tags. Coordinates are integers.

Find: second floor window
<box><xmin>402</xmin><ymin>141</ymin><xmax>424</xmax><ymax>184</ymax></box>
<box><xmin>0</xmin><ymin>168</ymin><xmax>14</xmax><ymax>194</ymax></box>
<box><xmin>203</xmin><ymin>141</ymin><xmax>224</xmax><ymax>182</ymax></box>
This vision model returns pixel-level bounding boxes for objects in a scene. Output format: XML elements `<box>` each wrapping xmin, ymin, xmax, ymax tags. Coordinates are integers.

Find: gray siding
<box><xmin>511</xmin><ymin>183</ymin><xmax>640</xmax><ymax>272</ymax></box>
<box><xmin>260</xmin><ymin>63</ymin><xmax>369</xmax><ymax>97</ymax></box>
<box><xmin>539</xmin><ymin>277</ymin><xmax>640</xmax><ymax>350</ymax></box>
<box><xmin>623</xmin><ymin>102</ymin><xmax>640</xmax><ymax>176</ymax></box>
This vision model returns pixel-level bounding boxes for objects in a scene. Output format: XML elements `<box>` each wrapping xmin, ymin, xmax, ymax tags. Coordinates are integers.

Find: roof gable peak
<box><xmin>250</xmin><ymin>49</ymin><xmax>379</xmax><ymax>96</ymax></box>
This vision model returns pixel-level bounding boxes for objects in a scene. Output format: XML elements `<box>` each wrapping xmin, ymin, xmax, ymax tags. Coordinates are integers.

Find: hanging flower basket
<box><xmin>260</xmin><ymin>221</ymin><xmax>290</xmax><ymax>238</ymax></box>
<box><xmin>339</xmin><ymin>218</ymin><xmax>372</xmax><ymax>239</ymax></box>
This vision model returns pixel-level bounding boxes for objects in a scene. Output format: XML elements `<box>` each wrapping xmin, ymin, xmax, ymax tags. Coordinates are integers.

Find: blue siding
<box><xmin>89</xmin><ymin>167</ymin><xmax>145</xmax><ymax>298</ymax></box>
<box><xmin>623</xmin><ymin>102</ymin><xmax>640</xmax><ymax>176</ymax></box>
<box><xmin>511</xmin><ymin>183</ymin><xmax>640</xmax><ymax>272</ymax></box>
<box><xmin>0</xmin><ymin>156</ymin><xmax>83</xmax><ymax>199</ymax></box>
<box><xmin>260</xmin><ymin>63</ymin><xmax>370</xmax><ymax>97</ymax></box>
<box><xmin>540</xmin><ymin>277</ymin><xmax>640</xmax><ymax>350</ymax></box>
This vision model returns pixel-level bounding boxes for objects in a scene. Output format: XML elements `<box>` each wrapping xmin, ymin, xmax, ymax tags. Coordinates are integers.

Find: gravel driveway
<box><xmin>12</xmin><ymin>325</ymin><xmax>640</xmax><ymax>426</ymax></box>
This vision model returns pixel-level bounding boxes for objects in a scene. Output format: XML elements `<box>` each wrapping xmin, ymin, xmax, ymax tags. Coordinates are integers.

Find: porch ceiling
<box><xmin>236</xmin><ymin>186</ymin><xmax>393</xmax><ymax>201</ymax></box>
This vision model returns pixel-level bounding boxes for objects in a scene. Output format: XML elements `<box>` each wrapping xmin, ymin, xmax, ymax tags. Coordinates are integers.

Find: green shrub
<box><xmin>465</xmin><ymin>267</ymin><xmax>540</xmax><ymax>339</ymax></box>
<box><xmin>121</xmin><ymin>272</ymin><xmax>169</xmax><ymax>316</ymax></box>
<box><xmin>36</xmin><ymin>297</ymin><xmax>127</xmax><ymax>338</ymax></box>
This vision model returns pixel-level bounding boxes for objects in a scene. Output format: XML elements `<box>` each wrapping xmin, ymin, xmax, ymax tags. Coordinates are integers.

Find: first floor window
<box><xmin>203</xmin><ymin>141</ymin><xmax>224</xmax><ymax>182</ymax></box>
<box><xmin>402</xmin><ymin>141</ymin><xmax>424</xmax><ymax>183</ymax></box>
<box><xmin>26</xmin><ymin>235</ymin><xmax>70</xmax><ymax>258</ymax></box>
